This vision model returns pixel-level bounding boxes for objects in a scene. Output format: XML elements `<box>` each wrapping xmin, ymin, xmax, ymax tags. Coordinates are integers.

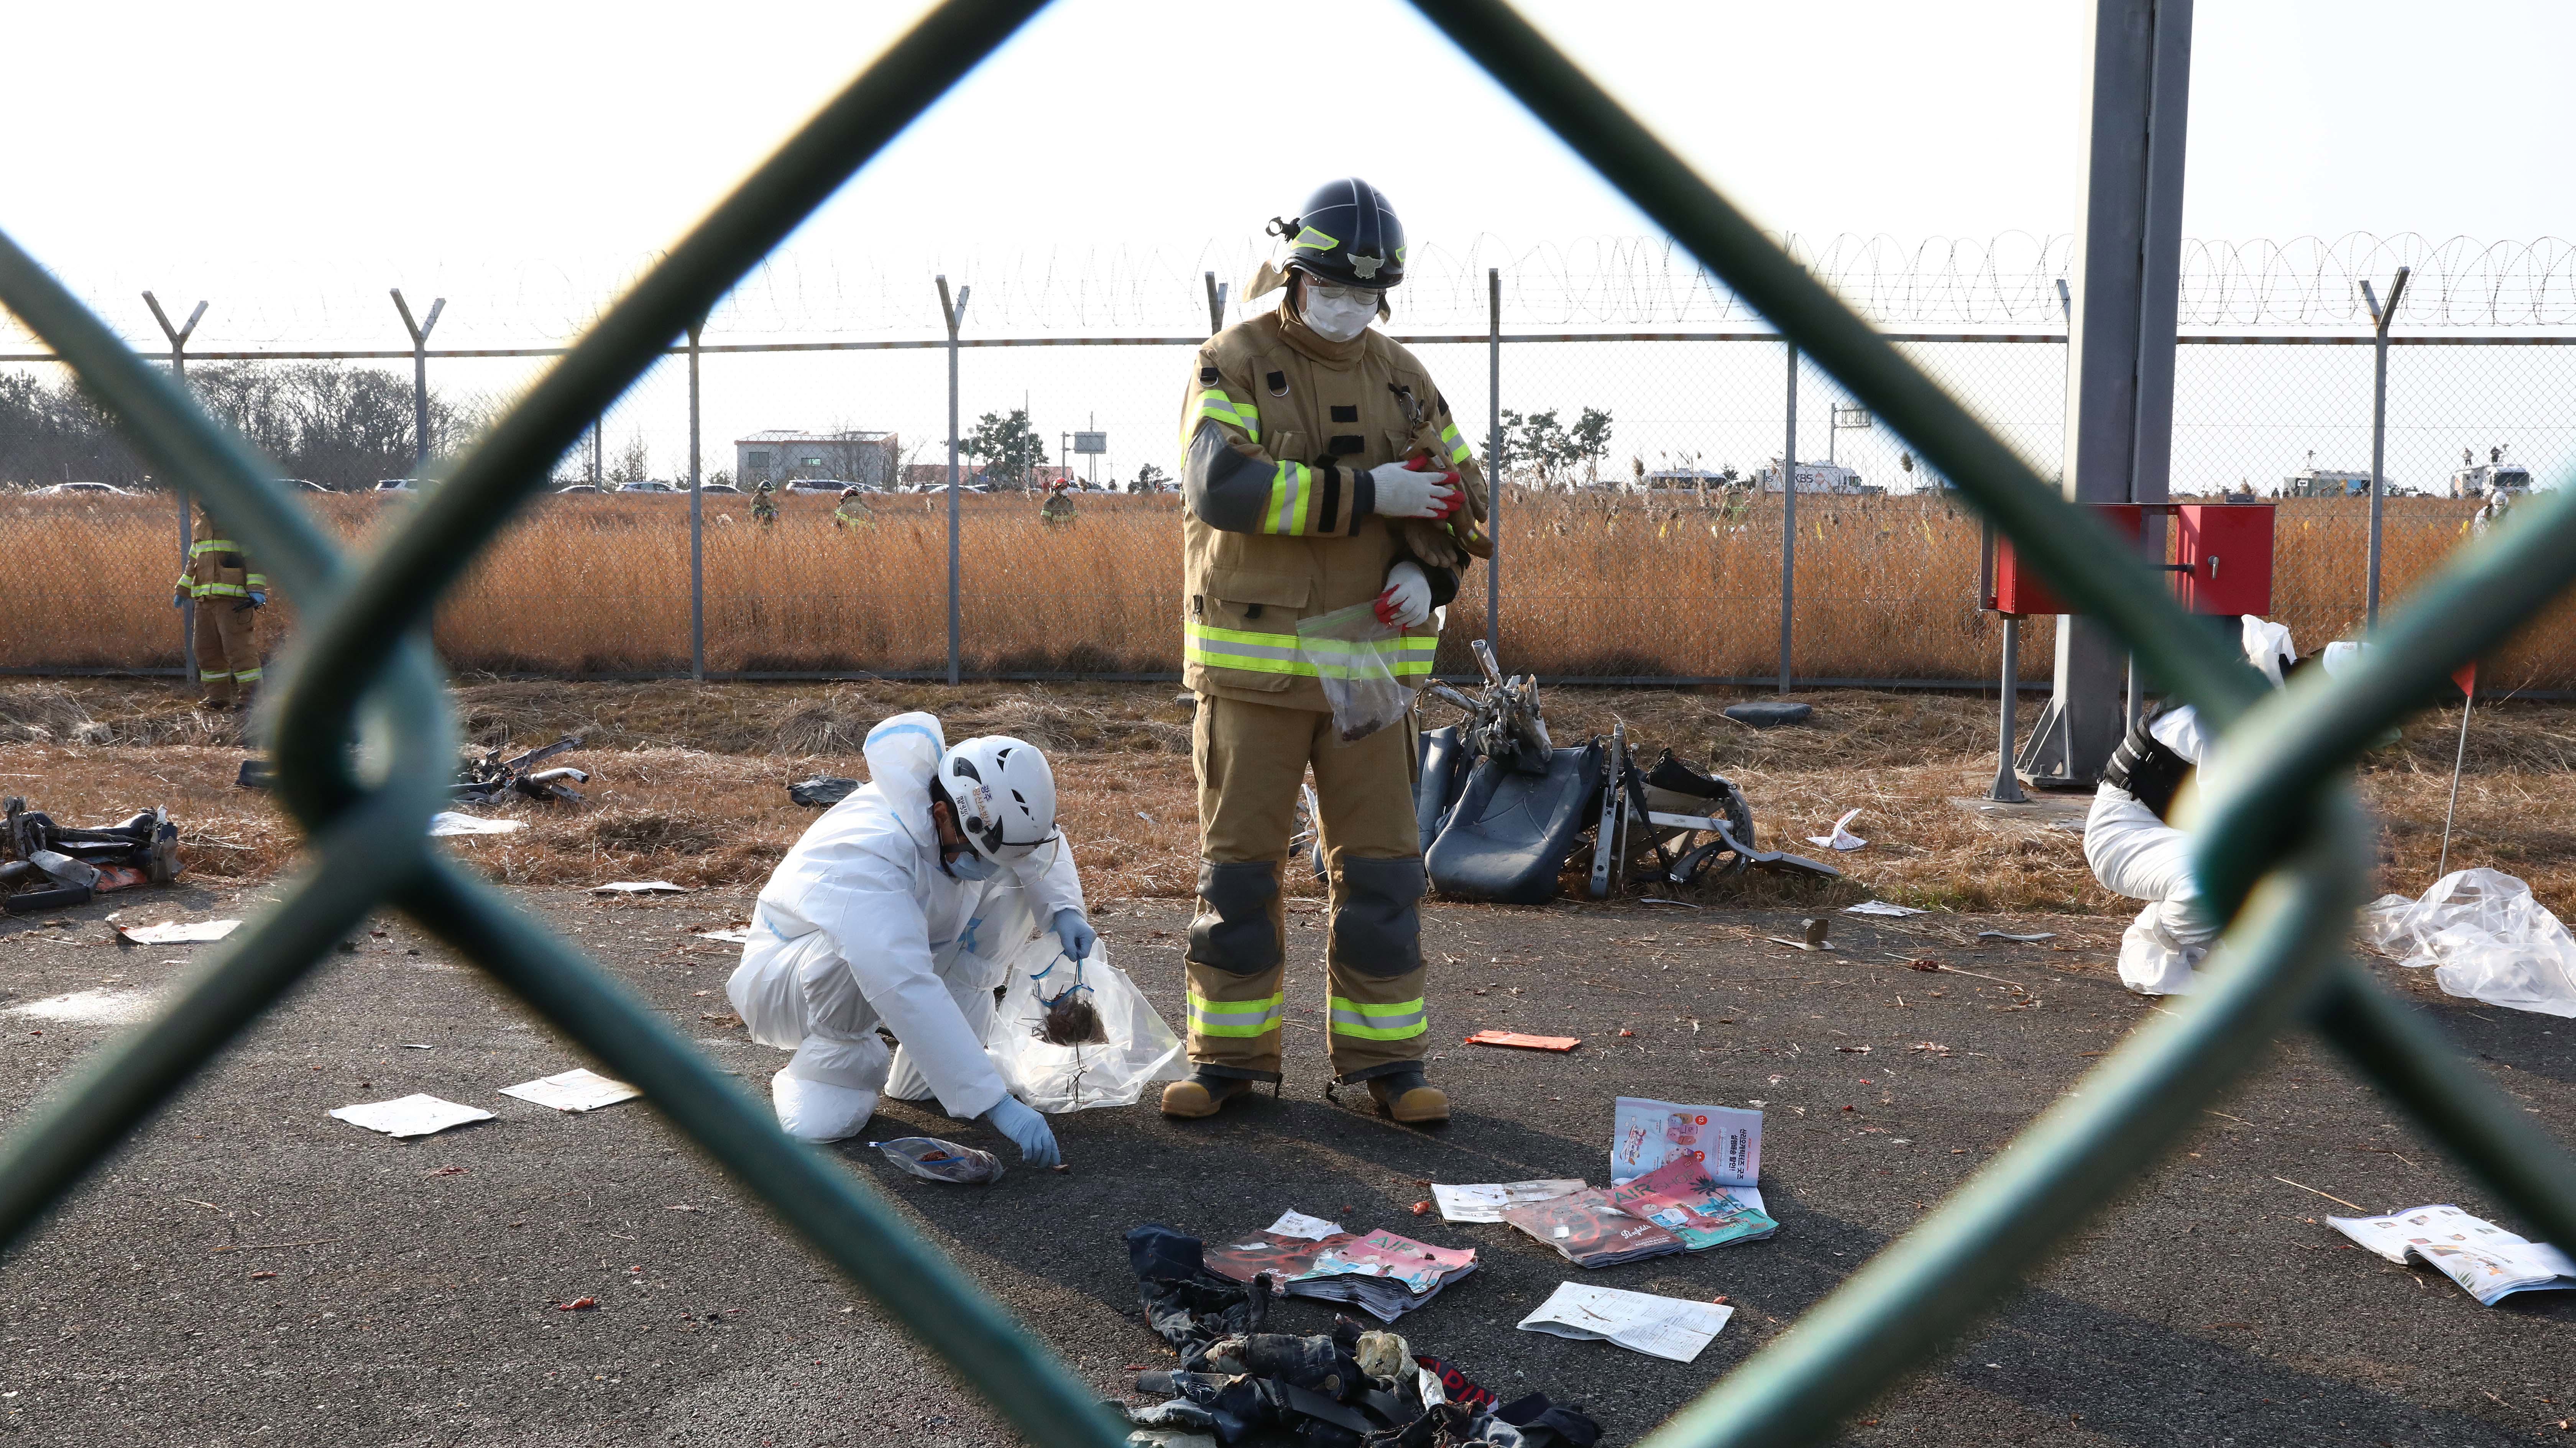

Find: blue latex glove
<box><xmin>246</xmin><ymin>590</ymin><xmax>266</xmax><ymax>608</ymax></box>
<box><xmin>1051</xmin><ymin>907</ymin><xmax>1096</xmax><ymax>963</ymax></box>
<box><xmin>171</xmin><ymin>590</ymin><xmax>188</xmax><ymax>609</ymax></box>
<box><xmin>984</xmin><ymin>1094</ymin><xmax>1060</xmax><ymax>1167</ymax></box>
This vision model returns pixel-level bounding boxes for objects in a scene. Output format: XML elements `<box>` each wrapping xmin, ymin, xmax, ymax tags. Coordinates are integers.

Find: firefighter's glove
<box><xmin>171</xmin><ymin>590</ymin><xmax>188</xmax><ymax>609</ymax></box>
<box><xmin>984</xmin><ymin>1095</ymin><xmax>1061</xmax><ymax>1168</ymax></box>
<box><xmin>1051</xmin><ymin>907</ymin><xmax>1096</xmax><ymax>964</ymax></box>
<box><xmin>1375</xmin><ymin>561</ymin><xmax>1433</xmax><ymax>629</ymax></box>
<box><xmin>238</xmin><ymin>590</ymin><xmax>266</xmax><ymax>612</ymax></box>
<box><xmin>1368</xmin><ymin>460</ymin><xmax>1462</xmax><ymax>520</ymax></box>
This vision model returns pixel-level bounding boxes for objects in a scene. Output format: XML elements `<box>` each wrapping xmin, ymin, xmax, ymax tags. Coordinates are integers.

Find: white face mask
<box><xmin>1298</xmin><ymin>283</ymin><xmax>1379</xmax><ymax>342</ymax></box>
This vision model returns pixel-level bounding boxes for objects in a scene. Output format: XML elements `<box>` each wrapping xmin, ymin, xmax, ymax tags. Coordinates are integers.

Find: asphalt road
<box><xmin>2</xmin><ymin>881</ymin><xmax>2573</xmax><ymax>1447</ymax></box>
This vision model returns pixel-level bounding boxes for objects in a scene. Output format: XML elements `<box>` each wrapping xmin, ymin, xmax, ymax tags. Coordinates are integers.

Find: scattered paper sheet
<box><xmin>1464</xmin><ymin>1030</ymin><xmax>1582</xmax><ymax>1052</ymax></box>
<box><xmin>499</xmin><ymin>1067</ymin><xmax>642</xmax><ymax>1113</ymax></box>
<box><xmin>591</xmin><ymin>880</ymin><xmax>690</xmax><ymax>895</ymax></box>
<box><xmin>698</xmin><ymin>928</ymin><xmax>755</xmax><ymax>944</ymax></box>
<box><xmin>1612</xmin><ymin>1097</ymin><xmax>1763</xmax><ymax>1185</ymax></box>
<box><xmin>330</xmin><ymin>1094</ymin><xmax>493</xmax><ymax>1138</ymax></box>
<box><xmin>1517</xmin><ymin>1282</ymin><xmax>1733</xmax><ymax>1363</ymax></box>
<box><xmin>1977</xmin><ymin>930</ymin><xmax>2057</xmax><ymax>942</ymax></box>
<box><xmin>1805</xmin><ymin>808</ymin><xmax>1866</xmax><ymax>852</ymax></box>
<box><xmin>114</xmin><ymin>919</ymin><xmax>242</xmax><ymax>944</ymax></box>
<box><xmin>1265</xmin><ymin>1210</ymin><xmax>1346</xmax><ymax>1241</ymax></box>
<box><xmin>1844</xmin><ymin>900</ymin><xmax>1925</xmax><ymax>918</ymax></box>
<box><xmin>1431</xmin><ymin>1179</ymin><xmax>1587</xmax><ymax>1223</ymax></box>
<box><xmin>428</xmin><ymin>812</ymin><xmax>524</xmax><ymax>837</ymax></box>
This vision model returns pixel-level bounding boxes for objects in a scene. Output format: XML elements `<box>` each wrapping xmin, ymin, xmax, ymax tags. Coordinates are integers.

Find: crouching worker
<box><xmin>2084</xmin><ymin>617</ymin><xmax>2300</xmax><ymax>997</ymax></box>
<box><xmin>727</xmin><ymin>712</ymin><xmax>1095</xmax><ymax>1164</ymax></box>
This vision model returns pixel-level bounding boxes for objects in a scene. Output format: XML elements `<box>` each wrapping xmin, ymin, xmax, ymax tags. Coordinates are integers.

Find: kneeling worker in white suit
<box><xmin>2083</xmin><ymin>617</ymin><xmax>2300</xmax><ymax>997</ymax></box>
<box><xmin>727</xmin><ymin>711</ymin><xmax>1094</xmax><ymax>1162</ymax></box>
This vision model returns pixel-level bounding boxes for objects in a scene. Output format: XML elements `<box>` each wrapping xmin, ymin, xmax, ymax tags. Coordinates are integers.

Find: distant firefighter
<box><xmin>833</xmin><ymin>485</ymin><xmax>877</xmax><ymax>532</ymax></box>
<box><xmin>173</xmin><ymin>502</ymin><xmax>266</xmax><ymax>710</ymax></box>
<box><xmin>751</xmin><ymin>479</ymin><xmax>779</xmax><ymax>526</ymax></box>
<box><xmin>1038</xmin><ymin>477</ymin><xmax>1078</xmax><ymax>527</ymax></box>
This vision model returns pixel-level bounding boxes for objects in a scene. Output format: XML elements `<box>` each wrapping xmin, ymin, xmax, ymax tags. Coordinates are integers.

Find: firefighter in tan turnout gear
<box><xmin>1164</xmin><ymin>178</ymin><xmax>1489</xmax><ymax>1125</ymax></box>
<box><xmin>172</xmin><ymin>502</ymin><xmax>267</xmax><ymax>710</ymax></box>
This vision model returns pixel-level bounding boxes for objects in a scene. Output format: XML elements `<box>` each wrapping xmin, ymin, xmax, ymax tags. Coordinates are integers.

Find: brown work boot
<box><xmin>1160</xmin><ymin>1070</ymin><xmax>1256</xmax><ymax>1119</ymax></box>
<box><xmin>1365</xmin><ymin>1069</ymin><xmax>1449</xmax><ymax>1125</ymax></box>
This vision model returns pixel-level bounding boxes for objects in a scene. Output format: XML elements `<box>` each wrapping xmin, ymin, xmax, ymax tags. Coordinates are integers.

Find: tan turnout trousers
<box><xmin>1185</xmin><ymin>693</ymin><xmax>1427</xmax><ymax>1084</ymax></box>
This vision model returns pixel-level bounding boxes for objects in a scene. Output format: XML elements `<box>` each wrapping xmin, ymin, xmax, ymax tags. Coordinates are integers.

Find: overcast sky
<box><xmin>6</xmin><ymin>0</ymin><xmax>2570</xmax><ymax>347</ymax></box>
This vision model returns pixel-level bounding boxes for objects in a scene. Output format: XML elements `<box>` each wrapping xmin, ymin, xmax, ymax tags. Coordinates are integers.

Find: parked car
<box><xmin>279</xmin><ymin>478</ymin><xmax>330</xmax><ymax>493</ymax></box>
<box><xmin>555</xmin><ymin>483</ymin><xmax>605</xmax><ymax>494</ymax></box>
<box><xmin>698</xmin><ymin>482</ymin><xmax>743</xmax><ymax>494</ymax></box>
<box><xmin>373</xmin><ymin>478</ymin><xmax>420</xmax><ymax>493</ymax></box>
<box><xmin>782</xmin><ymin>478</ymin><xmax>856</xmax><ymax>495</ymax></box>
<box><xmin>613</xmin><ymin>480</ymin><xmax>681</xmax><ymax>494</ymax></box>
<box><xmin>30</xmin><ymin>481</ymin><xmax>134</xmax><ymax>497</ymax></box>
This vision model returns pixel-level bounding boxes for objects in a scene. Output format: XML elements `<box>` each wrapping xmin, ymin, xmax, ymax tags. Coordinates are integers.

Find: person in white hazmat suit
<box><xmin>2083</xmin><ymin>617</ymin><xmax>2305</xmax><ymax>997</ymax></box>
<box><xmin>726</xmin><ymin>712</ymin><xmax>1095</xmax><ymax>1162</ymax></box>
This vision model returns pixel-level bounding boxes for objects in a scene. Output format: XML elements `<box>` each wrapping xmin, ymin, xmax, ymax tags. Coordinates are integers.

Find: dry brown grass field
<box><xmin>2</xmin><ymin>678</ymin><xmax>2568</xmax><ymax>934</ymax></box>
<box><xmin>0</xmin><ymin>488</ymin><xmax>2560</xmax><ymax>688</ymax></box>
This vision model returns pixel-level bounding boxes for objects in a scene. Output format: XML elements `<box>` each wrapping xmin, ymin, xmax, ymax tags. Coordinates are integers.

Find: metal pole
<box><xmin>1991</xmin><ymin>615</ymin><xmax>2027</xmax><ymax>801</ymax></box>
<box><xmin>688</xmin><ymin>320</ymin><xmax>705</xmax><ymax>681</ymax></box>
<box><xmin>143</xmin><ymin>292</ymin><xmax>205</xmax><ymax>687</ymax></box>
<box><xmin>1203</xmin><ymin>271</ymin><xmax>1229</xmax><ymax>338</ymax></box>
<box><xmin>1486</xmin><ymin>267</ymin><xmax>1501</xmax><ymax>661</ymax></box>
<box><xmin>390</xmin><ymin>290</ymin><xmax>445</xmax><ymax>474</ymax></box>
<box><xmin>938</xmin><ymin>276</ymin><xmax>970</xmax><ymax>686</ymax></box>
<box><xmin>590</xmin><ymin>419</ymin><xmax>602</xmax><ymax>485</ymax></box>
<box><xmin>2362</xmin><ymin>266</ymin><xmax>2410</xmax><ymax>629</ymax></box>
<box><xmin>2437</xmin><ymin>672</ymin><xmax>2473</xmax><ymax>880</ymax></box>
<box><xmin>1778</xmin><ymin>341</ymin><xmax>1796</xmax><ymax>693</ymax></box>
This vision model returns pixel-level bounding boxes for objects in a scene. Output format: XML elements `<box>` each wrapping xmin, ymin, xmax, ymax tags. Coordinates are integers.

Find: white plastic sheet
<box><xmin>1805</xmin><ymin>809</ymin><xmax>1866</xmax><ymax>852</ymax></box>
<box><xmin>2366</xmin><ymin>869</ymin><xmax>2576</xmax><ymax>1018</ymax></box>
<box><xmin>985</xmin><ymin>936</ymin><xmax>1186</xmax><ymax>1112</ymax></box>
<box><xmin>330</xmin><ymin>1094</ymin><xmax>493</xmax><ymax>1138</ymax></box>
<box><xmin>428</xmin><ymin>812</ymin><xmax>523</xmax><ymax>837</ymax></box>
<box><xmin>114</xmin><ymin>919</ymin><xmax>241</xmax><ymax>944</ymax></box>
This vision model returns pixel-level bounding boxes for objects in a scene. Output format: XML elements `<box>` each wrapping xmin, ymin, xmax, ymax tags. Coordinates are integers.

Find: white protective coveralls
<box><xmin>2082</xmin><ymin>616</ymin><xmax>2295</xmax><ymax>997</ymax></box>
<box><xmin>727</xmin><ymin>712</ymin><xmax>1085</xmax><ymax>1141</ymax></box>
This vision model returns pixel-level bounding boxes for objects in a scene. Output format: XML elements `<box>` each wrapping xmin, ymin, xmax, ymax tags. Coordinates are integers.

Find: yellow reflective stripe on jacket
<box><xmin>189</xmin><ymin>538</ymin><xmax>241</xmax><ymax>557</ymax></box>
<box><xmin>1328</xmin><ymin>995</ymin><xmax>1428</xmax><ymax>1040</ymax></box>
<box><xmin>242</xmin><ymin>573</ymin><xmax>267</xmax><ymax>589</ymax></box>
<box><xmin>1192</xmin><ymin>389</ymin><xmax>1260</xmax><ymax>444</ymax></box>
<box><xmin>1184</xmin><ymin>622</ymin><xmax>1435</xmax><ymax>679</ymax></box>
<box><xmin>1265</xmin><ymin>461</ymin><xmax>1315</xmax><ymax>536</ymax></box>
<box><xmin>1188</xmin><ymin>989</ymin><xmax>1285</xmax><ymax>1038</ymax></box>
<box><xmin>193</xmin><ymin>582</ymin><xmax>250</xmax><ymax>599</ymax></box>
<box><xmin>1439</xmin><ymin>422</ymin><xmax>1472</xmax><ymax>465</ymax></box>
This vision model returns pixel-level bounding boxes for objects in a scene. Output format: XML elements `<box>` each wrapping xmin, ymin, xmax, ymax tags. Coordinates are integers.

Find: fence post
<box><xmin>1486</xmin><ymin>268</ymin><xmax>1501</xmax><ymax>662</ymax></box>
<box><xmin>2361</xmin><ymin>266</ymin><xmax>2410</xmax><ymax>629</ymax></box>
<box><xmin>143</xmin><ymin>292</ymin><xmax>206</xmax><ymax>686</ymax></box>
<box><xmin>937</xmin><ymin>276</ymin><xmax>971</xmax><ymax>686</ymax></box>
<box><xmin>390</xmin><ymin>290</ymin><xmax>446</xmax><ymax>474</ymax></box>
<box><xmin>590</xmin><ymin>418</ymin><xmax>602</xmax><ymax>485</ymax></box>
<box><xmin>1203</xmin><ymin>271</ymin><xmax>1228</xmax><ymax>337</ymax></box>
<box><xmin>1778</xmin><ymin>341</ymin><xmax>1796</xmax><ymax>693</ymax></box>
<box><xmin>687</xmin><ymin>319</ymin><xmax>705</xmax><ymax>681</ymax></box>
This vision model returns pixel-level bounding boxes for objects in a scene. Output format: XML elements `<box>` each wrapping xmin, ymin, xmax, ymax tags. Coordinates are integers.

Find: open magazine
<box><xmin>1604</xmin><ymin>1158</ymin><xmax>1778</xmax><ymax>1250</ymax></box>
<box><xmin>1502</xmin><ymin>1188</ymin><xmax>1686</xmax><ymax>1268</ymax></box>
<box><xmin>2328</xmin><ymin>1204</ymin><xmax>2576</xmax><ymax>1307</ymax></box>
<box><xmin>1611</xmin><ymin>1097</ymin><xmax>1762</xmax><ymax>1186</ymax></box>
<box><xmin>1203</xmin><ymin>1223</ymin><xmax>1477</xmax><ymax>1322</ymax></box>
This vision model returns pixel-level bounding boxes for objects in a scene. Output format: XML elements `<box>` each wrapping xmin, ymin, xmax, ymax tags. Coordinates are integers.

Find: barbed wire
<box><xmin>7</xmin><ymin>233</ymin><xmax>2574</xmax><ymax>351</ymax></box>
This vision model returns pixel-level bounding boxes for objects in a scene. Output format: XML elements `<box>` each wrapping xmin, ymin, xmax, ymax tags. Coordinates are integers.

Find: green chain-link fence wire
<box><xmin>1</xmin><ymin>2</ymin><xmax>2571</xmax><ymax>1445</ymax></box>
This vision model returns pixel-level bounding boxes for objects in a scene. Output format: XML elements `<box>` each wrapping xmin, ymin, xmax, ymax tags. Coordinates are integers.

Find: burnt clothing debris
<box><xmin>1720</xmin><ymin>699</ymin><xmax>1811</xmax><ymax>728</ymax></box>
<box><xmin>1120</xmin><ymin>1225</ymin><xmax>1599</xmax><ymax>1448</ymax></box>
<box><xmin>1414</xmin><ymin>649</ymin><xmax>1833</xmax><ymax>906</ymax></box>
<box><xmin>453</xmin><ymin>736</ymin><xmax>589</xmax><ymax>804</ymax></box>
<box><xmin>788</xmin><ymin>776</ymin><xmax>860</xmax><ymax>808</ymax></box>
<box><xmin>2</xmin><ymin>798</ymin><xmax>179</xmax><ymax>912</ymax></box>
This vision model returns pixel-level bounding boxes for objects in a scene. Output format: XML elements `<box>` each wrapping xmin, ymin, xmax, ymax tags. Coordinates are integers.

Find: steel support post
<box><xmin>1203</xmin><ymin>271</ymin><xmax>1228</xmax><ymax>338</ymax></box>
<box><xmin>390</xmin><ymin>290</ymin><xmax>446</xmax><ymax>474</ymax></box>
<box><xmin>687</xmin><ymin>321</ymin><xmax>705</xmax><ymax>681</ymax></box>
<box><xmin>938</xmin><ymin>276</ymin><xmax>971</xmax><ymax>686</ymax></box>
<box><xmin>2362</xmin><ymin>267</ymin><xmax>2411</xmax><ymax>628</ymax></box>
<box><xmin>1991</xmin><ymin>615</ymin><xmax>2027</xmax><ymax>801</ymax></box>
<box><xmin>1486</xmin><ymin>268</ymin><xmax>1502</xmax><ymax>660</ymax></box>
<box><xmin>2021</xmin><ymin>0</ymin><xmax>2193</xmax><ymax>787</ymax></box>
<box><xmin>1779</xmin><ymin>341</ymin><xmax>1797</xmax><ymax>693</ymax></box>
<box><xmin>143</xmin><ymin>292</ymin><xmax>206</xmax><ymax>686</ymax></box>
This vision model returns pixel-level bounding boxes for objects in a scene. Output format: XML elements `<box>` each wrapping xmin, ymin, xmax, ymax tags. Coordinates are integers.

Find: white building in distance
<box><xmin>735</xmin><ymin>430</ymin><xmax>898</xmax><ymax>488</ymax></box>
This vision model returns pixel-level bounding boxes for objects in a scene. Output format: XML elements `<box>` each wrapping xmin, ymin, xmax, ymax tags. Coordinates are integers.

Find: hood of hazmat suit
<box><xmin>728</xmin><ymin>711</ymin><xmax>1084</xmax><ymax>1139</ymax></box>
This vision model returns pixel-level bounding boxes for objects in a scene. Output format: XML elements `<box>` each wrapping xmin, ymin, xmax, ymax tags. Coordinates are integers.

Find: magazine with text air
<box><xmin>1605</xmin><ymin>1157</ymin><xmax>1779</xmax><ymax>1250</ymax></box>
<box><xmin>2327</xmin><ymin>1204</ymin><xmax>2576</xmax><ymax>1307</ymax></box>
<box><xmin>1501</xmin><ymin>1187</ymin><xmax>1687</xmax><ymax>1268</ymax></box>
<box><xmin>1289</xmin><ymin>1229</ymin><xmax>1480</xmax><ymax>1322</ymax></box>
<box><xmin>1611</xmin><ymin>1097</ymin><xmax>1762</xmax><ymax>1186</ymax></box>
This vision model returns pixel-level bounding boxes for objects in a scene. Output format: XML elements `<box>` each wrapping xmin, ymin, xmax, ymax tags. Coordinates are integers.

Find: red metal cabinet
<box><xmin>1990</xmin><ymin>503</ymin><xmax>2145</xmax><ymax>617</ymax></box>
<box><xmin>2173</xmin><ymin>504</ymin><xmax>2274</xmax><ymax>616</ymax></box>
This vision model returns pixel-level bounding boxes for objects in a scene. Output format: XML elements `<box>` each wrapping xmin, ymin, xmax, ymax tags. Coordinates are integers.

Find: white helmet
<box><xmin>935</xmin><ymin>735</ymin><xmax>1059</xmax><ymax>864</ymax></box>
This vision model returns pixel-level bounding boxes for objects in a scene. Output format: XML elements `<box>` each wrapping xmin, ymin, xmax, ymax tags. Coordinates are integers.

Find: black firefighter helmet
<box><xmin>1271</xmin><ymin>178</ymin><xmax>1406</xmax><ymax>290</ymax></box>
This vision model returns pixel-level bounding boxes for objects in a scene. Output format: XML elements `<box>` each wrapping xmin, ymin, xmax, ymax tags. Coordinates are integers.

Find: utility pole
<box><xmin>2361</xmin><ymin>266</ymin><xmax>2411</xmax><ymax>628</ymax></box>
<box><xmin>687</xmin><ymin>319</ymin><xmax>705</xmax><ymax>681</ymax></box>
<box><xmin>937</xmin><ymin>276</ymin><xmax>971</xmax><ymax>686</ymax></box>
<box><xmin>590</xmin><ymin>419</ymin><xmax>602</xmax><ymax>486</ymax></box>
<box><xmin>389</xmin><ymin>289</ymin><xmax>446</xmax><ymax>474</ymax></box>
<box><xmin>2019</xmin><ymin>0</ymin><xmax>2194</xmax><ymax>788</ymax></box>
<box><xmin>143</xmin><ymin>291</ymin><xmax>207</xmax><ymax>686</ymax></box>
<box><xmin>1486</xmin><ymin>268</ymin><xmax>1501</xmax><ymax>662</ymax></box>
<box><xmin>1778</xmin><ymin>342</ymin><xmax>1797</xmax><ymax>694</ymax></box>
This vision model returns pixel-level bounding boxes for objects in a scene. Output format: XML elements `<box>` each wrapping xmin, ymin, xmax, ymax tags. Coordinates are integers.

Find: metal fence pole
<box><xmin>590</xmin><ymin>418</ymin><xmax>602</xmax><ymax>485</ymax></box>
<box><xmin>937</xmin><ymin>276</ymin><xmax>971</xmax><ymax>685</ymax></box>
<box><xmin>687</xmin><ymin>320</ymin><xmax>705</xmax><ymax>681</ymax></box>
<box><xmin>390</xmin><ymin>290</ymin><xmax>446</xmax><ymax>474</ymax></box>
<box><xmin>1486</xmin><ymin>268</ymin><xmax>1502</xmax><ymax>659</ymax></box>
<box><xmin>1778</xmin><ymin>341</ymin><xmax>1796</xmax><ymax>693</ymax></box>
<box><xmin>2362</xmin><ymin>266</ymin><xmax>2411</xmax><ymax>629</ymax></box>
<box><xmin>143</xmin><ymin>291</ymin><xmax>206</xmax><ymax>686</ymax></box>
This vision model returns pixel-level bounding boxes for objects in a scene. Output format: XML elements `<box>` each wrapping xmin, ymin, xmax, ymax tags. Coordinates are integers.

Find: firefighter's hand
<box><xmin>171</xmin><ymin>590</ymin><xmax>188</xmax><ymax>609</ymax></box>
<box><xmin>1375</xmin><ymin>561</ymin><xmax>1433</xmax><ymax>629</ymax></box>
<box><xmin>1368</xmin><ymin>460</ymin><xmax>1462</xmax><ymax>520</ymax></box>
<box><xmin>244</xmin><ymin>590</ymin><xmax>266</xmax><ymax>610</ymax></box>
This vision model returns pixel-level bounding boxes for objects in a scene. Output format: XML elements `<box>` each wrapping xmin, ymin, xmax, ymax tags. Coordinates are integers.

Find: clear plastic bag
<box><xmin>1296</xmin><ymin>601</ymin><xmax>1416</xmax><ymax>742</ymax></box>
<box><xmin>986</xmin><ymin>936</ymin><xmax>1187</xmax><ymax>1112</ymax></box>
<box><xmin>872</xmin><ymin>1136</ymin><xmax>1005</xmax><ymax>1184</ymax></box>
<box><xmin>2365</xmin><ymin>868</ymin><xmax>2576</xmax><ymax>1018</ymax></box>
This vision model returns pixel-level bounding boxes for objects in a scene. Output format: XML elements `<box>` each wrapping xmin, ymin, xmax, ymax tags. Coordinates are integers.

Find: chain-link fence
<box><xmin>4</xmin><ymin>315</ymin><xmax>2572</xmax><ymax>688</ymax></box>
